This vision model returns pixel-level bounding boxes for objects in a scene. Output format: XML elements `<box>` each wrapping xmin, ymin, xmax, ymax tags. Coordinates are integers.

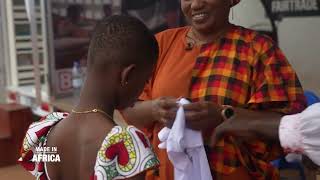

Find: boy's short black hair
<box><xmin>88</xmin><ymin>15</ymin><xmax>159</xmax><ymax>71</ymax></box>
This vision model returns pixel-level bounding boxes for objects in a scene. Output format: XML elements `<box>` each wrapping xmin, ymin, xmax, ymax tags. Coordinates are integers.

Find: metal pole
<box><xmin>26</xmin><ymin>0</ymin><xmax>42</xmax><ymax>105</ymax></box>
<box><xmin>0</xmin><ymin>2</ymin><xmax>5</xmax><ymax>102</ymax></box>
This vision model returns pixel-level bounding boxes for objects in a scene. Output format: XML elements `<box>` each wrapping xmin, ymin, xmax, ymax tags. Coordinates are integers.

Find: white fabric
<box><xmin>158</xmin><ymin>98</ymin><xmax>213</xmax><ymax>180</ymax></box>
<box><xmin>279</xmin><ymin>103</ymin><xmax>320</xmax><ymax>166</ymax></box>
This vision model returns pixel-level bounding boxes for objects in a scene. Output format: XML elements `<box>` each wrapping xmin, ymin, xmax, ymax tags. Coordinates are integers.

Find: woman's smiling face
<box><xmin>181</xmin><ymin>0</ymin><xmax>231</xmax><ymax>33</ymax></box>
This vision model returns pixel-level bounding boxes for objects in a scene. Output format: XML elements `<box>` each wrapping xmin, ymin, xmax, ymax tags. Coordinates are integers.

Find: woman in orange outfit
<box><xmin>123</xmin><ymin>0</ymin><xmax>306</xmax><ymax>179</ymax></box>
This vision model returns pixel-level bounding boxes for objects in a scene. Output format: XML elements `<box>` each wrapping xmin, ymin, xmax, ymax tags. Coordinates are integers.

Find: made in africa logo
<box><xmin>32</xmin><ymin>146</ymin><xmax>61</xmax><ymax>162</ymax></box>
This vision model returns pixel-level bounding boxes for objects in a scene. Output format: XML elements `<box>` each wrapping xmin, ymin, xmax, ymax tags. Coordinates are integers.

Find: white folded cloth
<box><xmin>279</xmin><ymin>103</ymin><xmax>320</xmax><ymax>166</ymax></box>
<box><xmin>158</xmin><ymin>98</ymin><xmax>213</xmax><ymax>180</ymax></box>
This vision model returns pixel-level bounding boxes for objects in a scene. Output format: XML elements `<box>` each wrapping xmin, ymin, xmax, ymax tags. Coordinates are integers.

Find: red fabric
<box><xmin>105</xmin><ymin>141</ymin><xmax>130</xmax><ymax>166</ymax></box>
<box><xmin>136</xmin><ymin>130</ymin><xmax>150</xmax><ymax>148</ymax></box>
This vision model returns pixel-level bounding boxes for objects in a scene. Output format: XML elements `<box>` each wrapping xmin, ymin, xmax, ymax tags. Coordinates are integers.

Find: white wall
<box><xmin>278</xmin><ymin>17</ymin><xmax>320</xmax><ymax>95</ymax></box>
<box><xmin>0</xmin><ymin>3</ymin><xmax>6</xmax><ymax>103</ymax></box>
<box><xmin>231</xmin><ymin>0</ymin><xmax>320</xmax><ymax>95</ymax></box>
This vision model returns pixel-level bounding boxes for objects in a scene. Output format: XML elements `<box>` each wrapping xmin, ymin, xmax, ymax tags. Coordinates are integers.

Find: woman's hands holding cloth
<box><xmin>152</xmin><ymin>97</ymin><xmax>224</xmax><ymax>134</ymax></box>
<box><xmin>152</xmin><ymin>97</ymin><xmax>260</xmax><ymax>147</ymax></box>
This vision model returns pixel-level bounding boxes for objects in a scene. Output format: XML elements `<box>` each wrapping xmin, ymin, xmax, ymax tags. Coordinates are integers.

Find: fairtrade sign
<box><xmin>268</xmin><ymin>0</ymin><xmax>320</xmax><ymax>17</ymax></box>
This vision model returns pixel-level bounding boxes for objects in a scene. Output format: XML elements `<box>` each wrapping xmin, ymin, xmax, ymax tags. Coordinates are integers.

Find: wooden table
<box><xmin>0</xmin><ymin>104</ymin><xmax>33</xmax><ymax>167</ymax></box>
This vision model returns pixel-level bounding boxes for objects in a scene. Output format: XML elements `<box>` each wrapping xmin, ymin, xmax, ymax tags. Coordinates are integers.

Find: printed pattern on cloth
<box><xmin>18</xmin><ymin>112</ymin><xmax>67</xmax><ymax>180</ymax></box>
<box><xmin>18</xmin><ymin>113</ymin><xmax>159</xmax><ymax>180</ymax></box>
<box><xmin>94</xmin><ymin>126</ymin><xmax>160</xmax><ymax>180</ymax></box>
<box><xmin>189</xmin><ymin>25</ymin><xmax>307</xmax><ymax>179</ymax></box>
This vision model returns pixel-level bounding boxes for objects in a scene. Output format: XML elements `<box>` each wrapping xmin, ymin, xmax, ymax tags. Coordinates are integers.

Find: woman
<box><xmin>211</xmin><ymin>103</ymin><xmax>320</xmax><ymax>167</ymax></box>
<box><xmin>122</xmin><ymin>0</ymin><xmax>306</xmax><ymax>179</ymax></box>
<box><xmin>211</xmin><ymin>102</ymin><xmax>320</xmax><ymax>178</ymax></box>
<box><xmin>19</xmin><ymin>15</ymin><xmax>159</xmax><ymax>180</ymax></box>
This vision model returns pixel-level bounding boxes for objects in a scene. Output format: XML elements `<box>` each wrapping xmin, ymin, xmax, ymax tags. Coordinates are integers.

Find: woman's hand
<box><xmin>182</xmin><ymin>101</ymin><xmax>224</xmax><ymax>131</ymax></box>
<box><xmin>209</xmin><ymin>107</ymin><xmax>282</xmax><ymax>147</ymax></box>
<box><xmin>151</xmin><ymin>97</ymin><xmax>179</xmax><ymax>127</ymax></box>
<box><xmin>209</xmin><ymin>117</ymin><xmax>257</xmax><ymax>147</ymax></box>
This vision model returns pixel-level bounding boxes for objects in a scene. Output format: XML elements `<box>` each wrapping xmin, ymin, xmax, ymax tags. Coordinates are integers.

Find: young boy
<box><xmin>19</xmin><ymin>15</ymin><xmax>159</xmax><ymax>180</ymax></box>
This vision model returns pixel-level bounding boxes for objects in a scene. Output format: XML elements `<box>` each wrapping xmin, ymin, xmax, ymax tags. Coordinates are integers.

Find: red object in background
<box><xmin>8</xmin><ymin>92</ymin><xmax>17</xmax><ymax>102</ymax></box>
<box><xmin>41</xmin><ymin>103</ymin><xmax>50</xmax><ymax>112</ymax></box>
<box><xmin>0</xmin><ymin>104</ymin><xmax>33</xmax><ymax>167</ymax></box>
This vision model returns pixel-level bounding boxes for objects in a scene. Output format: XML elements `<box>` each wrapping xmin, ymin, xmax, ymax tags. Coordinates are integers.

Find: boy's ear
<box><xmin>120</xmin><ymin>64</ymin><xmax>136</xmax><ymax>86</ymax></box>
